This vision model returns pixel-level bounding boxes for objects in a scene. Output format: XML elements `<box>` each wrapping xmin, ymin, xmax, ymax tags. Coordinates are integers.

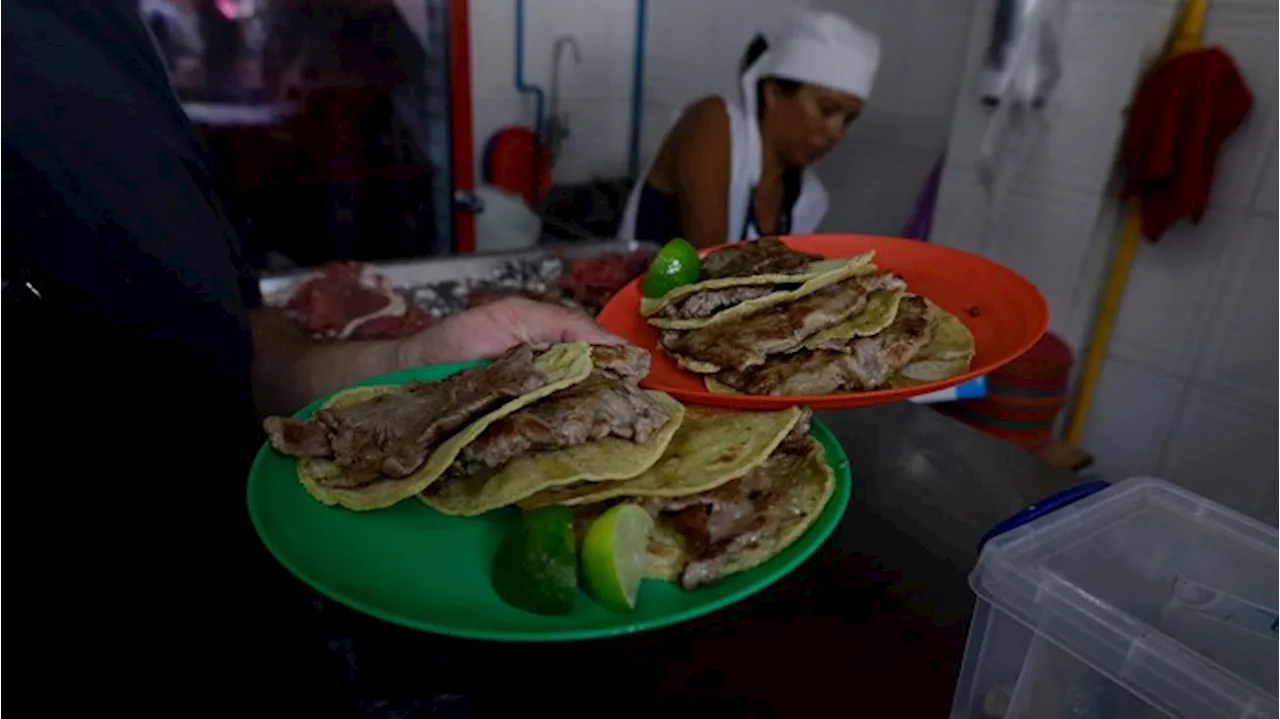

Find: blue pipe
<box><xmin>514</xmin><ymin>0</ymin><xmax>546</xmax><ymax>138</ymax></box>
<box><xmin>627</xmin><ymin>0</ymin><xmax>648</xmax><ymax>179</ymax></box>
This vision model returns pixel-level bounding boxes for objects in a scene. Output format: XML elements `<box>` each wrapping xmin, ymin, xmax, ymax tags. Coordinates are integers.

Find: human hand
<box><xmin>390</xmin><ymin>297</ymin><xmax>623</xmax><ymax>370</ymax></box>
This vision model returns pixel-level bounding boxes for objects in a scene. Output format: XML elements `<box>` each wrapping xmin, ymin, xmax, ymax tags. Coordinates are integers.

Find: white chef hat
<box><xmin>749</xmin><ymin>11</ymin><xmax>881</xmax><ymax>100</ymax></box>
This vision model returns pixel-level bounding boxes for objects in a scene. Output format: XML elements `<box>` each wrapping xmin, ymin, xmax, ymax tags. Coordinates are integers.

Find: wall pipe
<box><xmin>514</xmin><ymin>0</ymin><xmax>546</xmax><ymax>138</ymax></box>
<box><xmin>627</xmin><ymin>0</ymin><xmax>648</xmax><ymax>179</ymax></box>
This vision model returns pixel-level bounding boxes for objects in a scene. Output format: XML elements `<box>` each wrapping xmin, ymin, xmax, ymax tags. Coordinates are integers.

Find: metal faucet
<box><xmin>546</xmin><ymin>35</ymin><xmax>581</xmax><ymax>162</ymax></box>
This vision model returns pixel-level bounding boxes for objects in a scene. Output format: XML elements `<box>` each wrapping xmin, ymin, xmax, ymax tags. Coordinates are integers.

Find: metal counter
<box><xmin>258</xmin><ymin>239</ymin><xmax>656</xmax><ymax>298</ymax></box>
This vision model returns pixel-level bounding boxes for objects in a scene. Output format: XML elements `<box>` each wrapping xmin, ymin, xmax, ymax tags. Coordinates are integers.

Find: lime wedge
<box><xmin>581</xmin><ymin>504</ymin><xmax>655</xmax><ymax>612</ymax></box>
<box><xmin>642</xmin><ymin>238</ymin><xmax>701</xmax><ymax>299</ymax></box>
<box><xmin>492</xmin><ymin>506</ymin><xmax>577</xmax><ymax>615</ymax></box>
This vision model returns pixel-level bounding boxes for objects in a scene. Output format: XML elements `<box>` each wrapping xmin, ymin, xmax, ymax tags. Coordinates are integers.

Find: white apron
<box><xmin>617</xmin><ymin>60</ymin><xmax>828</xmax><ymax>243</ymax></box>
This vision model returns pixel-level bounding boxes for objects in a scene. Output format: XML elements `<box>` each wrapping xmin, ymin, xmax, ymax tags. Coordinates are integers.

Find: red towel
<box><xmin>1120</xmin><ymin>47</ymin><xmax>1253</xmax><ymax>242</ymax></box>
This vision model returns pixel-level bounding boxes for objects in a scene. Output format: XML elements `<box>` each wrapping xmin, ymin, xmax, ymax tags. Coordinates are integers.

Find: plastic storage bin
<box><xmin>951</xmin><ymin>477</ymin><xmax>1277</xmax><ymax>719</ymax></box>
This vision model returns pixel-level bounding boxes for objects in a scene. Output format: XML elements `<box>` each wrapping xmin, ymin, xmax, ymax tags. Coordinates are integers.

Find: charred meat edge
<box><xmin>639</xmin><ymin>408</ymin><xmax>813</xmax><ymax>589</ymax></box>
<box><xmin>429</xmin><ymin>367</ymin><xmax>672</xmax><ymax>491</ymax></box>
<box><xmin>657</xmin><ymin>285</ymin><xmax>778</xmax><ymax>320</ymax></box>
<box><xmin>660</xmin><ymin>274</ymin><xmax>901</xmax><ymax>372</ymax></box>
<box><xmin>699</xmin><ymin>238</ymin><xmax>822</xmax><ymax>280</ymax></box>
<box><xmin>712</xmin><ymin>296</ymin><xmax>935</xmax><ymax>395</ymax></box>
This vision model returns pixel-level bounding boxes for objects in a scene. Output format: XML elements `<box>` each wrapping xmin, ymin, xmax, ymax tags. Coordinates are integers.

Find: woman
<box><xmin>618</xmin><ymin>10</ymin><xmax>880</xmax><ymax>247</ymax></box>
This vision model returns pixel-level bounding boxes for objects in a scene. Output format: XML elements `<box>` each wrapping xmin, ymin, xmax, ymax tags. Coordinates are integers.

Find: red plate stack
<box><xmin>935</xmin><ymin>333</ymin><xmax>1073</xmax><ymax>452</ymax></box>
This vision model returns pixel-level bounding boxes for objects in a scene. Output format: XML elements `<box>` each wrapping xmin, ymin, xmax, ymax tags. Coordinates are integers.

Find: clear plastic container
<box><xmin>952</xmin><ymin>477</ymin><xmax>1278</xmax><ymax>719</ymax></box>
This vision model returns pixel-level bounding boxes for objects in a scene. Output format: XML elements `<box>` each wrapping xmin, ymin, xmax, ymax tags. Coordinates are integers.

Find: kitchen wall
<box><xmin>470</xmin><ymin>0</ymin><xmax>637</xmax><ymax>184</ymax></box>
<box><xmin>931</xmin><ymin>0</ymin><xmax>1278</xmax><ymax>523</ymax></box>
<box><xmin>810</xmin><ymin>0</ymin><xmax>979</xmax><ymax>235</ymax></box>
<box><xmin>469</xmin><ymin>0</ymin><xmax>809</xmax><ymax>186</ymax></box>
<box><xmin>467</xmin><ymin>0</ymin><xmax>978</xmax><ymax>235</ymax></box>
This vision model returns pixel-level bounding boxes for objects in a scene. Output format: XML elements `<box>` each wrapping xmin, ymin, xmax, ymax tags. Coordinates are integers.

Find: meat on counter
<box><xmin>279</xmin><ymin>262</ymin><xmax>433</xmax><ymax>340</ymax></box>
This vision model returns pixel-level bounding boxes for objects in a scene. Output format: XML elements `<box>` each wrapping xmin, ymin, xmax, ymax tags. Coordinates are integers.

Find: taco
<box><xmin>418</xmin><ymin>346</ymin><xmax>685</xmax><ymax>516</ymax></box>
<box><xmin>658</xmin><ymin>271</ymin><xmax>908</xmax><ymax>374</ymax></box>
<box><xmin>705</xmin><ymin>294</ymin><xmax>946</xmax><ymax>395</ymax></box>
<box><xmin>888</xmin><ymin>302</ymin><xmax>976</xmax><ymax>387</ymax></box>
<box><xmin>521</xmin><ymin>404</ymin><xmax>805</xmax><ymax>508</ymax></box>
<box><xmin>799</xmin><ymin>287</ymin><xmax>907</xmax><ymax>351</ymax></box>
<box><xmin>643</xmin><ymin>252</ymin><xmax>876</xmax><ymax>330</ymax></box>
<box><xmin>524</xmin><ymin>406</ymin><xmax>834</xmax><ymax>590</ymax></box>
<box><xmin>263</xmin><ymin>342</ymin><xmax>595</xmax><ymax>510</ymax></box>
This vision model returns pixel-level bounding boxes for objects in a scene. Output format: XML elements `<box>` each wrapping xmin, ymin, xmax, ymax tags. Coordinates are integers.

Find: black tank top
<box><xmin>631</xmin><ymin>169</ymin><xmax>803</xmax><ymax>243</ymax></box>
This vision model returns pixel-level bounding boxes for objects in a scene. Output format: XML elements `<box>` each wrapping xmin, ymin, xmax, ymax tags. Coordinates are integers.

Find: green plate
<box><xmin>247</xmin><ymin>361</ymin><xmax>853</xmax><ymax>642</ymax></box>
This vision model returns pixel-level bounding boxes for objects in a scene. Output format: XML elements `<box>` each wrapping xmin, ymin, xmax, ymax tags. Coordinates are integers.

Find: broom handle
<box><xmin>1064</xmin><ymin>207</ymin><xmax>1141</xmax><ymax>445</ymax></box>
<box><xmin>1168</xmin><ymin>0</ymin><xmax>1208</xmax><ymax>55</ymax></box>
<box><xmin>1064</xmin><ymin>0</ymin><xmax>1207</xmax><ymax>444</ymax></box>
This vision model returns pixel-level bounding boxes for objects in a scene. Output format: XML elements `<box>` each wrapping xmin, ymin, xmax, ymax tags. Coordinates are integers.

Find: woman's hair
<box><xmin>740</xmin><ymin>33</ymin><xmax>800</xmax><ymax>97</ymax></box>
<box><xmin>740</xmin><ymin>34</ymin><xmax>770</xmax><ymax>75</ymax></box>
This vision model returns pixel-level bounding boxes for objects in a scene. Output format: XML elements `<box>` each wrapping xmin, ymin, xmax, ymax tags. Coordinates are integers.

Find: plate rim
<box><xmin>598</xmin><ymin>233</ymin><xmax>1049</xmax><ymax>409</ymax></box>
<box><xmin>247</xmin><ymin>362</ymin><xmax>854</xmax><ymax>642</ymax></box>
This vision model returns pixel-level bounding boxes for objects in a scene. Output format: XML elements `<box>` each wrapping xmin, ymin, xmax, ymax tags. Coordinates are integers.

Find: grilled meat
<box><xmin>779</xmin><ymin>407</ymin><xmax>813</xmax><ymax>452</ymax></box>
<box><xmin>588</xmin><ymin>343</ymin><xmax>651</xmax><ymax>379</ymax></box>
<box><xmin>443</xmin><ymin>370</ymin><xmax>671</xmax><ymax>480</ymax></box>
<box><xmin>656</xmin><ymin>285</ymin><xmax>777</xmax><ymax>320</ymax></box>
<box><xmin>263</xmin><ymin>344</ymin><xmax>549</xmax><ymax>487</ymax></box>
<box><xmin>715</xmin><ymin>350</ymin><xmax>858</xmax><ymax>396</ymax></box>
<box><xmin>639</xmin><ymin>436</ymin><xmax>817</xmax><ymax>589</ymax></box>
<box><xmin>712</xmin><ymin>296</ymin><xmax>936</xmax><ymax>394</ymax></box>
<box><xmin>844</xmin><ymin>296</ymin><xmax>936</xmax><ymax>387</ymax></box>
<box><xmin>699</xmin><ymin>238</ymin><xmax>822</xmax><ymax>279</ymax></box>
<box><xmin>660</xmin><ymin>273</ymin><xmax>903</xmax><ymax>372</ymax></box>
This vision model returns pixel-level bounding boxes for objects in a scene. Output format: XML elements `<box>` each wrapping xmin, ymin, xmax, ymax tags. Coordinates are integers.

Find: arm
<box><xmin>671</xmin><ymin>98</ymin><xmax>733</xmax><ymax>248</ymax></box>
<box><xmin>250</xmin><ymin>297</ymin><xmax>622</xmax><ymax>416</ymax></box>
<box><xmin>250</xmin><ymin>307</ymin><xmax>397</xmax><ymax>416</ymax></box>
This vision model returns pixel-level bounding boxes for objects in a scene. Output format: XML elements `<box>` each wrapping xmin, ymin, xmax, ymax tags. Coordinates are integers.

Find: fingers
<box><xmin>486</xmin><ymin>297</ymin><xmax>624</xmax><ymax>345</ymax></box>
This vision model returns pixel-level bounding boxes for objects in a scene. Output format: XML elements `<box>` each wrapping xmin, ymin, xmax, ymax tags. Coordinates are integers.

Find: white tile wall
<box><xmin>525</xmin><ymin>0</ymin><xmax>636</xmax><ymax>101</ymax></box>
<box><xmin>1108</xmin><ymin>210</ymin><xmax>1244</xmax><ymax>375</ymax></box>
<box><xmin>813</xmin><ymin>0</ymin><xmax>979</xmax><ymax>233</ymax></box>
<box><xmin>896</xmin><ymin>0</ymin><xmax>978</xmax><ymax>151</ymax></box>
<box><xmin>468</xmin><ymin>0</ymin><xmax>814</xmax><ymax>185</ymax></box>
<box><xmin>931</xmin><ymin>166</ymin><xmax>993</xmax><ymax>255</ymax></box>
<box><xmin>1191</xmin><ymin>215</ymin><xmax>1280</xmax><ymax>406</ymax></box>
<box><xmin>817</xmin><ymin>139</ymin><xmax>939</xmax><ymax>235</ymax></box>
<box><xmin>641</xmin><ymin>1</ymin><xmax>723</xmax><ymax>105</ymax></box>
<box><xmin>543</xmin><ymin>98</ymin><xmax>634</xmax><ymax>181</ymax></box>
<box><xmin>1158</xmin><ymin>387</ymin><xmax>1279</xmax><ymax>515</ymax></box>
<box><xmin>947</xmin><ymin>0</ymin><xmax>1176</xmax><ymax>190</ymax></box>
<box><xmin>984</xmin><ymin>183</ymin><xmax>1103</xmax><ymax>337</ymax></box>
<box><xmin>469</xmin><ymin>0</ymin><xmax>637</xmax><ymax>185</ymax></box>
<box><xmin>1060</xmin><ymin>200</ymin><xmax>1124</xmax><ymax>351</ymax></box>
<box><xmin>1200</xmin><ymin>5</ymin><xmax>1280</xmax><ymax>212</ymax></box>
<box><xmin>1253</xmin><ymin>133</ymin><xmax>1278</xmax><ymax>215</ymax></box>
<box><xmin>934</xmin><ymin>0</ymin><xmax>1280</xmax><ymax>523</ymax></box>
<box><xmin>1078</xmin><ymin>356</ymin><xmax>1186</xmax><ymax>481</ymax></box>
<box><xmin>469</xmin><ymin>0</ymin><xmax>519</xmax><ymax>102</ymax></box>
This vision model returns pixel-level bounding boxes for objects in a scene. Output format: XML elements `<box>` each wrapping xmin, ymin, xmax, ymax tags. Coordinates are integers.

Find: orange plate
<box><xmin>596</xmin><ymin>234</ymin><xmax>1049</xmax><ymax>410</ymax></box>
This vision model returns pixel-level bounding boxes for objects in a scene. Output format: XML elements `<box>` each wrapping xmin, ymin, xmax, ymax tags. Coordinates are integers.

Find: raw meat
<box><xmin>281</xmin><ymin>262</ymin><xmax>432</xmax><ymax>340</ymax></box>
